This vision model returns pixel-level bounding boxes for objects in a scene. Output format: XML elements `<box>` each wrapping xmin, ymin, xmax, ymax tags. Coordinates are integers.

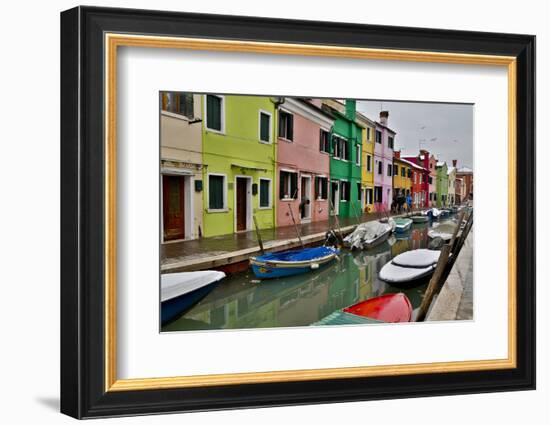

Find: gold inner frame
<box><xmin>104</xmin><ymin>33</ymin><xmax>517</xmax><ymax>392</ymax></box>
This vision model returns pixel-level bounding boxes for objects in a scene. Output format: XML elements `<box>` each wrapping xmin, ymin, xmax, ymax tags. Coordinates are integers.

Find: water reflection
<box><xmin>162</xmin><ymin>222</ymin><xmax>433</xmax><ymax>332</ymax></box>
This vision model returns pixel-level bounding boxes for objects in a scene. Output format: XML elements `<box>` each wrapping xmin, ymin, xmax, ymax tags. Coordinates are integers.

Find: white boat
<box><xmin>411</xmin><ymin>214</ymin><xmax>429</xmax><ymax>223</ymax></box>
<box><xmin>379</xmin><ymin>249</ymin><xmax>442</xmax><ymax>287</ymax></box>
<box><xmin>428</xmin><ymin>221</ymin><xmax>458</xmax><ymax>241</ymax></box>
<box><xmin>394</xmin><ymin>218</ymin><xmax>413</xmax><ymax>233</ymax></box>
<box><xmin>344</xmin><ymin>219</ymin><xmax>395</xmax><ymax>250</ymax></box>
<box><xmin>161</xmin><ymin>271</ymin><xmax>226</xmax><ymax>325</ymax></box>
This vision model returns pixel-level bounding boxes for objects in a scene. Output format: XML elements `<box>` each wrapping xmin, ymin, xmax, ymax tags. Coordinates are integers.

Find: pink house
<box><xmin>276</xmin><ymin>98</ymin><xmax>335</xmax><ymax>227</ymax></box>
<box><xmin>373</xmin><ymin>111</ymin><xmax>395</xmax><ymax>212</ymax></box>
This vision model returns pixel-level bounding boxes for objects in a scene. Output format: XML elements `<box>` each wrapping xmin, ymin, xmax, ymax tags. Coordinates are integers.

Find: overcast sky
<box><xmin>356</xmin><ymin>100</ymin><xmax>473</xmax><ymax>169</ymax></box>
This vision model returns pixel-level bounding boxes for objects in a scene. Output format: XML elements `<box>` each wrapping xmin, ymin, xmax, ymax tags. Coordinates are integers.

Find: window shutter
<box><xmin>209</xmin><ymin>176</ymin><xmax>224</xmax><ymax>209</ymax></box>
<box><xmin>207</xmin><ymin>95</ymin><xmax>221</xmax><ymax>131</ymax></box>
<box><xmin>287</xmin><ymin>115</ymin><xmax>294</xmax><ymax>140</ymax></box>
<box><xmin>279</xmin><ymin>172</ymin><xmax>285</xmax><ymax>199</ymax></box>
<box><xmin>291</xmin><ymin>173</ymin><xmax>298</xmax><ymax>198</ymax></box>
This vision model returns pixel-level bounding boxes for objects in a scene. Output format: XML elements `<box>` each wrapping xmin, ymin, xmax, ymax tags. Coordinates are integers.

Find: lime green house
<box><xmin>202</xmin><ymin>95</ymin><xmax>277</xmax><ymax>237</ymax></box>
<box><xmin>435</xmin><ymin>161</ymin><xmax>449</xmax><ymax>207</ymax></box>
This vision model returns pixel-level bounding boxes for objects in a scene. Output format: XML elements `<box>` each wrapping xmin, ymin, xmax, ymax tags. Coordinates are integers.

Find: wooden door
<box><xmin>163</xmin><ymin>175</ymin><xmax>185</xmax><ymax>241</ymax></box>
<box><xmin>236</xmin><ymin>178</ymin><xmax>247</xmax><ymax>231</ymax></box>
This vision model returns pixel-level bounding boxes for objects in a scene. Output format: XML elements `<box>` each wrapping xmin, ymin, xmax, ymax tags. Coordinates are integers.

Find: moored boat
<box><xmin>161</xmin><ymin>270</ymin><xmax>226</xmax><ymax>325</ymax></box>
<box><xmin>411</xmin><ymin>214</ymin><xmax>429</xmax><ymax>223</ymax></box>
<box><xmin>250</xmin><ymin>246</ymin><xmax>339</xmax><ymax>279</ymax></box>
<box><xmin>311</xmin><ymin>293</ymin><xmax>412</xmax><ymax>325</ymax></box>
<box><xmin>379</xmin><ymin>248</ymin><xmax>442</xmax><ymax>288</ymax></box>
<box><xmin>343</xmin><ymin>220</ymin><xmax>394</xmax><ymax>250</ymax></box>
<box><xmin>394</xmin><ymin>217</ymin><xmax>413</xmax><ymax>233</ymax></box>
<box><xmin>343</xmin><ymin>293</ymin><xmax>413</xmax><ymax>323</ymax></box>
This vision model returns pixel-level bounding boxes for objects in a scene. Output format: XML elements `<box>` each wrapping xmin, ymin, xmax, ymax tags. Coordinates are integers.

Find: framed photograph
<box><xmin>60</xmin><ymin>6</ymin><xmax>535</xmax><ymax>419</ymax></box>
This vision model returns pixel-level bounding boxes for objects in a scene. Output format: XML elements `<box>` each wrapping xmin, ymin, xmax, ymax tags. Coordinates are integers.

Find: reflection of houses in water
<box><xmin>391</xmin><ymin>239</ymin><xmax>411</xmax><ymax>257</ymax></box>
<box><xmin>410</xmin><ymin>226</ymin><xmax>429</xmax><ymax>250</ymax></box>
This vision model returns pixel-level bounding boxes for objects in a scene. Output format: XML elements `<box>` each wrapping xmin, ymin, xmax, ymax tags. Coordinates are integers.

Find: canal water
<box><xmin>162</xmin><ymin>221</ymin><xmax>444</xmax><ymax>332</ymax></box>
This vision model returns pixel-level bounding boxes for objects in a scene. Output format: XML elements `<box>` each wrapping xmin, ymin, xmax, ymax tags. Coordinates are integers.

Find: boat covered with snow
<box><xmin>379</xmin><ymin>249</ymin><xmax>442</xmax><ymax>288</ymax></box>
<box><xmin>428</xmin><ymin>221</ymin><xmax>458</xmax><ymax>242</ymax></box>
<box><xmin>411</xmin><ymin>214</ymin><xmax>430</xmax><ymax>223</ymax></box>
<box><xmin>161</xmin><ymin>270</ymin><xmax>226</xmax><ymax>325</ymax></box>
<box><xmin>250</xmin><ymin>246</ymin><xmax>339</xmax><ymax>279</ymax></box>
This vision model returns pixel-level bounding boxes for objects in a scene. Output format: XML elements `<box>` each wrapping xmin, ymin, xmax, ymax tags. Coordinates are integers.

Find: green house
<box><xmin>324</xmin><ymin>99</ymin><xmax>363</xmax><ymax>218</ymax></box>
<box><xmin>202</xmin><ymin>95</ymin><xmax>277</xmax><ymax>237</ymax></box>
<box><xmin>435</xmin><ymin>161</ymin><xmax>449</xmax><ymax>207</ymax></box>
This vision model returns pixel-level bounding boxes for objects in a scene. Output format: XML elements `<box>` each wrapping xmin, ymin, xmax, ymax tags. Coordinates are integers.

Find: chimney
<box><xmin>394</xmin><ymin>150</ymin><xmax>401</xmax><ymax>159</ymax></box>
<box><xmin>345</xmin><ymin>99</ymin><xmax>356</xmax><ymax>120</ymax></box>
<box><xmin>379</xmin><ymin>111</ymin><xmax>389</xmax><ymax>126</ymax></box>
<box><xmin>452</xmin><ymin>159</ymin><xmax>457</xmax><ymax>167</ymax></box>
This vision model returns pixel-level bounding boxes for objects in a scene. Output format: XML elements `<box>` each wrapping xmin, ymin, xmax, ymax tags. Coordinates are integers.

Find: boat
<box><xmin>311</xmin><ymin>293</ymin><xmax>412</xmax><ymax>325</ymax></box>
<box><xmin>249</xmin><ymin>246</ymin><xmax>339</xmax><ymax>279</ymax></box>
<box><xmin>379</xmin><ymin>249</ymin><xmax>442</xmax><ymax>288</ymax></box>
<box><xmin>394</xmin><ymin>217</ymin><xmax>413</xmax><ymax>233</ymax></box>
<box><xmin>161</xmin><ymin>270</ymin><xmax>226</xmax><ymax>325</ymax></box>
<box><xmin>343</xmin><ymin>293</ymin><xmax>412</xmax><ymax>322</ymax></box>
<box><xmin>428</xmin><ymin>221</ymin><xmax>458</xmax><ymax>241</ymax></box>
<box><xmin>411</xmin><ymin>214</ymin><xmax>429</xmax><ymax>223</ymax></box>
<box><xmin>425</xmin><ymin>208</ymin><xmax>443</xmax><ymax>220</ymax></box>
<box><xmin>343</xmin><ymin>219</ymin><xmax>395</xmax><ymax>250</ymax></box>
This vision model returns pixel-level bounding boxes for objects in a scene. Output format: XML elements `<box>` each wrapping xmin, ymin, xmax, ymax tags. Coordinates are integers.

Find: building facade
<box><xmin>275</xmin><ymin>98</ymin><xmax>334</xmax><ymax>227</ymax></box>
<box><xmin>402</xmin><ymin>157</ymin><xmax>427</xmax><ymax>208</ymax></box>
<box><xmin>435</xmin><ymin>161</ymin><xmax>449</xmax><ymax>207</ymax></box>
<box><xmin>392</xmin><ymin>151</ymin><xmax>412</xmax><ymax>203</ymax></box>
<box><xmin>323</xmin><ymin>99</ymin><xmax>364</xmax><ymax>218</ymax></box>
<box><xmin>403</xmin><ymin>149</ymin><xmax>431</xmax><ymax>208</ymax></box>
<box><xmin>456</xmin><ymin>166</ymin><xmax>474</xmax><ymax>202</ymax></box>
<box><xmin>160</xmin><ymin>92</ymin><xmax>204</xmax><ymax>242</ymax></box>
<box><xmin>358</xmin><ymin>113</ymin><xmax>376</xmax><ymax>213</ymax></box>
<box><xmin>373</xmin><ymin>111</ymin><xmax>395</xmax><ymax>213</ymax></box>
<box><xmin>202</xmin><ymin>95</ymin><xmax>277</xmax><ymax>237</ymax></box>
<box><xmin>447</xmin><ymin>159</ymin><xmax>457</xmax><ymax>205</ymax></box>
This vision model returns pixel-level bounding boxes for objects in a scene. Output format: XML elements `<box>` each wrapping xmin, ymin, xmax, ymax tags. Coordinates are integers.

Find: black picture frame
<box><xmin>60</xmin><ymin>5</ymin><xmax>536</xmax><ymax>419</ymax></box>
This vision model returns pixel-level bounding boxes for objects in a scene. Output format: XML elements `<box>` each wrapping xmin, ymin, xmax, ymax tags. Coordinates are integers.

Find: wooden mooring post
<box><xmin>252</xmin><ymin>215</ymin><xmax>265</xmax><ymax>255</ymax></box>
<box><xmin>287</xmin><ymin>203</ymin><xmax>304</xmax><ymax>248</ymax></box>
<box><xmin>416</xmin><ymin>244</ymin><xmax>452</xmax><ymax>322</ymax></box>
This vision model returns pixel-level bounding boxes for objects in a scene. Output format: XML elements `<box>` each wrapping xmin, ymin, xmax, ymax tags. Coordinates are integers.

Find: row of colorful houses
<box><xmin>160</xmin><ymin>93</ymin><xmax>472</xmax><ymax>242</ymax></box>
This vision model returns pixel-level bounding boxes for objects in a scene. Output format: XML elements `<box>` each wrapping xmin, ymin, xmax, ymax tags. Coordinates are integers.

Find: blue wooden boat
<box><xmin>250</xmin><ymin>246</ymin><xmax>339</xmax><ymax>279</ymax></box>
<box><xmin>161</xmin><ymin>271</ymin><xmax>226</xmax><ymax>325</ymax></box>
<box><xmin>394</xmin><ymin>217</ymin><xmax>413</xmax><ymax>233</ymax></box>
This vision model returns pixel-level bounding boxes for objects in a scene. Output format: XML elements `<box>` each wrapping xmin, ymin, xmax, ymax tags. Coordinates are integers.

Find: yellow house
<box><xmin>356</xmin><ymin>112</ymin><xmax>376</xmax><ymax>212</ymax></box>
<box><xmin>393</xmin><ymin>152</ymin><xmax>412</xmax><ymax>201</ymax></box>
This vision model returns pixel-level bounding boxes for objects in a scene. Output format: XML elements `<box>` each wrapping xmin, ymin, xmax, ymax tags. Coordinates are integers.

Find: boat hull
<box><xmin>363</xmin><ymin>227</ymin><xmax>392</xmax><ymax>249</ymax></box>
<box><xmin>161</xmin><ymin>282</ymin><xmax>218</xmax><ymax>325</ymax></box>
<box><xmin>411</xmin><ymin>215</ymin><xmax>429</xmax><ymax>223</ymax></box>
<box><xmin>394</xmin><ymin>222</ymin><xmax>412</xmax><ymax>233</ymax></box>
<box><xmin>343</xmin><ymin>293</ymin><xmax>412</xmax><ymax>322</ymax></box>
<box><xmin>250</xmin><ymin>248</ymin><xmax>338</xmax><ymax>279</ymax></box>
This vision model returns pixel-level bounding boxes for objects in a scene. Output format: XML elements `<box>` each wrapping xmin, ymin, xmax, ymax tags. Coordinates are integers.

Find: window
<box><xmin>315</xmin><ymin>176</ymin><xmax>328</xmax><ymax>200</ymax></box>
<box><xmin>332</xmin><ymin>135</ymin><xmax>349</xmax><ymax>160</ymax></box>
<box><xmin>259</xmin><ymin>179</ymin><xmax>271</xmax><ymax>208</ymax></box>
<box><xmin>340</xmin><ymin>181</ymin><xmax>350</xmax><ymax>201</ymax></box>
<box><xmin>388</xmin><ymin>136</ymin><xmax>394</xmax><ymax>149</ymax></box>
<box><xmin>366</xmin><ymin>188</ymin><xmax>373</xmax><ymax>205</ymax></box>
<box><xmin>375</xmin><ymin>130</ymin><xmax>382</xmax><ymax>144</ymax></box>
<box><xmin>208</xmin><ymin>174</ymin><xmax>226</xmax><ymax>210</ymax></box>
<box><xmin>205</xmin><ymin>95</ymin><xmax>224</xmax><ymax>132</ymax></box>
<box><xmin>377</xmin><ymin>160</ymin><xmax>383</xmax><ymax>175</ymax></box>
<box><xmin>407</xmin><ymin>169</ymin><xmax>412</xmax><ymax>178</ymax></box>
<box><xmin>259</xmin><ymin>111</ymin><xmax>271</xmax><ymax>143</ymax></box>
<box><xmin>355</xmin><ymin>144</ymin><xmax>361</xmax><ymax>166</ymax></box>
<box><xmin>388</xmin><ymin>164</ymin><xmax>393</xmax><ymax>177</ymax></box>
<box><xmin>374</xmin><ymin>186</ymin><xmax>383</xmax><ymax>203</ymax></box>
<box><xmin>366</xmin><ymin>154</ymin><xmax>372</xmax><ymax>172</ymax></box>
<box><xmin>162</xmin><ymin>92</ymin><xmax>194</xmax><ymax>119</ymax></box>
<box><xmin>357</xmin><ymin>182</ymin><xmax>362</xmax><ymax>201</ymax></box>
<box><xmin>429</xmin><ymin>176</ymin><xmax>433</xmax><ymax>184</ymax></box>
<box><xmin>366</xmin><ymin>128</ymin><xmax>371</xmax><ymax>141</ymax></box>
<box><xmin>401</xmin><ymin>167</ymin><xmax>406</xmax><ymax>177</ymax></box>
<box><xmin>332</xmin><ymin>135</ymin><xmax>340</xmax><ymax>158</ymax></box>
<box><xmin>319</xmin><ymin>129</ymin><xmax>330</xmax><ymax>153</ymax></box>
<box><xmin>279</xmin><ymin>171</ymin><xmax>298</xmax><ymax>199</ymax></box>
<box><xmin>393</xmin><ymin>164</ymin><xmax>398</xmax><ymax>176</ymax></box>
<box><xmin>278</xmin><ymin>110</ymin><xmax>294</xmax><ymax>140</ymax></box>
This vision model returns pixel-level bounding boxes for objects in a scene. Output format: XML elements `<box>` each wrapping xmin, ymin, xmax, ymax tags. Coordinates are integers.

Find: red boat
<box><xmin>343</xmin><ymin>293</ymin><xmax>412</xmax><ymax>323</ymax></box>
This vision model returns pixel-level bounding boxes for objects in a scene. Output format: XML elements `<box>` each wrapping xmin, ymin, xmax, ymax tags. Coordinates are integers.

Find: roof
<box><xmin>457</xmin><ymin>166</ymin><xmax>474</xmax><ymax>174</ymax></box>
<box><xmin>447</xmin><ymin>166</ymin><xmax>456</xmax><ymax>175</ymax></box>
<box><xmin>375</xmin><ymin>121</ymin><xmax>397</xmax><ymax>134</ymax></box>
<box><xmin>436</xmin><ymin>161</ymin><xmax>446</xmax><ymax>167</ymax></box>
<box><xmin>400</xmin><ymin>157</ymin><xmax>427</xmax><ymax>171</ymax></box>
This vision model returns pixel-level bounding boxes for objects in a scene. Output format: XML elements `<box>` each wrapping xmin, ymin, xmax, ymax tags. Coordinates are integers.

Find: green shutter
<box><xmin>209</xmin><ymin>175</ymin><xmax>224</xmax><ymax>209</ymax></box>
<box><xmin>260</xmin><ymin>113</ymin><xmax>270</xmax><ymax>142</ymax></box>
<box><xmin>206</xmin><ymin>95</ymin><xmax>221</xmax><ymax>131</ymax></box>
<box><xmin>260</xmin><ymin>180</ymin><xmax>270</xmax><ymax>207</ymax></box>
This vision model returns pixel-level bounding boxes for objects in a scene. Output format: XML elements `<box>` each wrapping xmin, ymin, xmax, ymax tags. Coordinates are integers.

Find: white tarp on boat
<box><xmin>379</xmin><ymin>262</ymin><xmax>434</xmax><ymax>283</ymax></box>
<box><xmin>391</xmin><ymin>249</ymin><xmax>441</xmax><ymax>268</ymax></box>
<box><xmin>161</xmin><ymin>271</ymin><xmax>226</xmax><ymax>302</ymax></box>
<box><xmin>344</xmin><ymin>220</ymin><xmax>393</xmax><ymax>250</ymax></box>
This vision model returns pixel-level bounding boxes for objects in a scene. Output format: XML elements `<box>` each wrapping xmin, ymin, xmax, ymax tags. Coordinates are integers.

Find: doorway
<box><xmin>162</xmin><ymin>175</ymin><xmax>186</xmax><ymax>241</ymax></box>
<box><xmin>235</xmin><ymin>176</ymin><xmax>251</xmax><ymax>232</ymax></box>
<box><xmin>330</xmin><ymin>181</ymin><xmax>339</xmax><ymax>215</ymax></box>
<box><xmin>300</xmin><ymin>175</ymin><xmax>312</xmax><ymax>221</ymax></box>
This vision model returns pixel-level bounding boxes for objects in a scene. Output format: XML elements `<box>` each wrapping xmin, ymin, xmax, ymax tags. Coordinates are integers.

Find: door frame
<box><xmin>234</xmin><ymin>175</ymin><xmax>253</xmax><ymax>233</ymax></box>
<box><xmin>330</xmin><ymin>179</ymin><xmax>339</xmax><ymax>215</ymax></box>
<box><xmin>160</xmin><ymin>172</ymin><xmax>194</xmax><ymax>244</ymax></box>
<box><xmin>300</xmin><ymin>174</ymin><xmax>312</xmax><ymax>221</ymax></box>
